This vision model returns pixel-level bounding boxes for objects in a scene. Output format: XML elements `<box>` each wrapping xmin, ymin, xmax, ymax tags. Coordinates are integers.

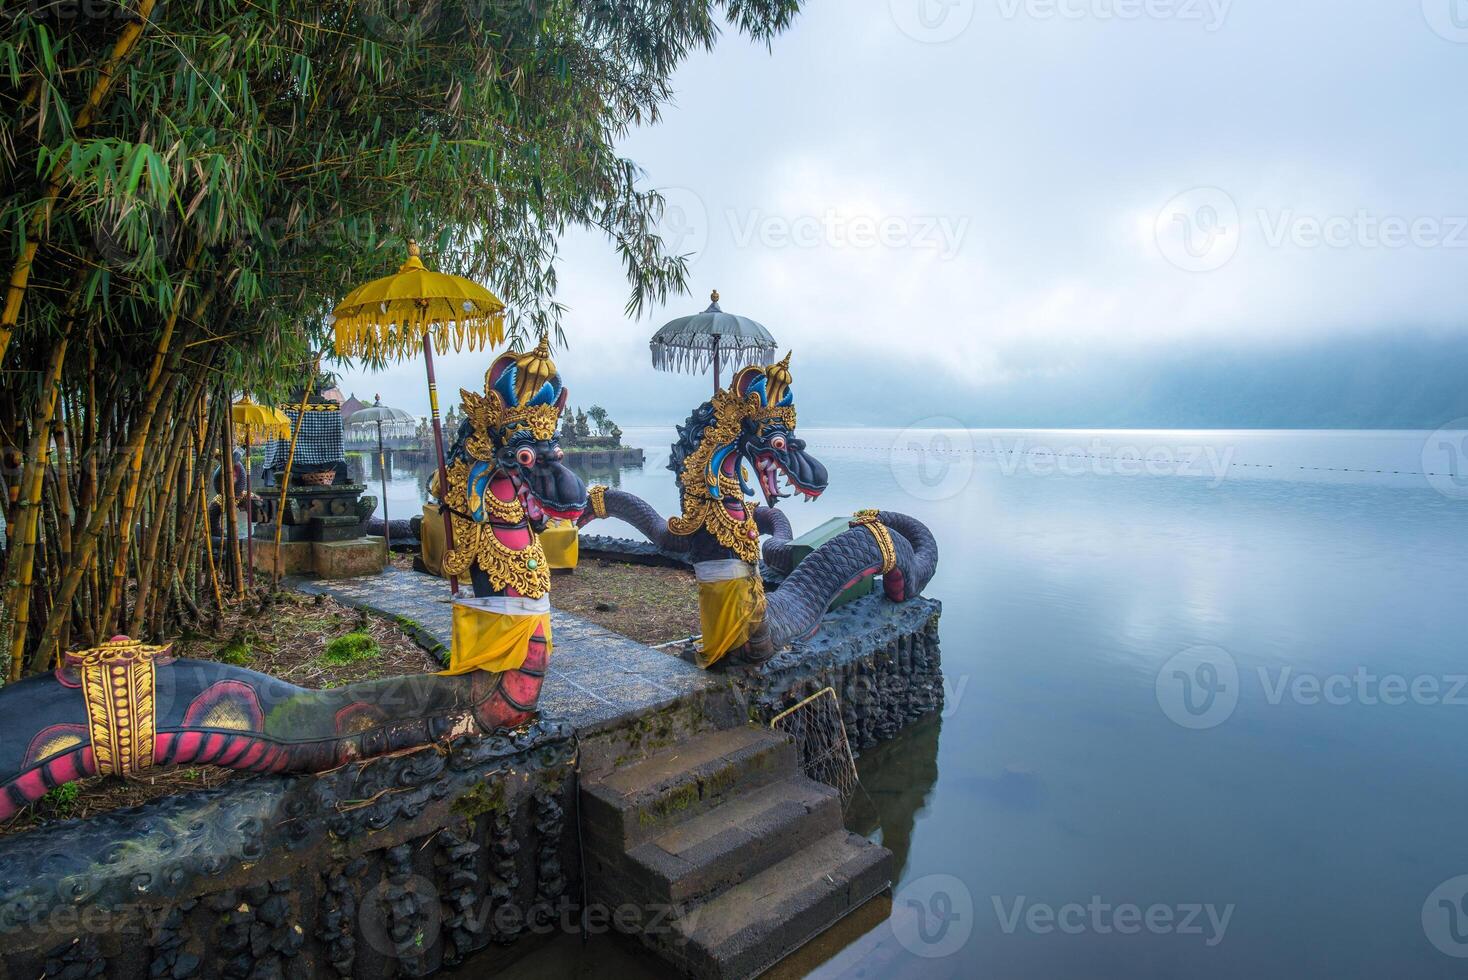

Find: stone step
<box><xmin>665</xmin><ymin>830</ymin><xmax>893</xmax><ymax>980</ymax></box>
<box><xmin>625</xmin><ymin>776</ymin><xmax>843</xmax><ymax>906</ymax></box>
<box><xmin>580</xmin><ymin>725</ymin><xmax>797</xmax><ymax>850</ymax></box>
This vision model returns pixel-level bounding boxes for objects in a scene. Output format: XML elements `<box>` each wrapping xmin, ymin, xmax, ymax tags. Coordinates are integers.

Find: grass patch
<box><xmin>41</xmin><ymin>783</ymin><xmax>79</xmax><ymax>815</ymax></box>
<box><xmin>318</xmin><ymin>631</ymin><xmax>380</xmax><ymax>666</ymax></box>
<box><xmin>217</xmin><ymin>637</ymin><xmax>253</xmax><ymax>666</ymax></box>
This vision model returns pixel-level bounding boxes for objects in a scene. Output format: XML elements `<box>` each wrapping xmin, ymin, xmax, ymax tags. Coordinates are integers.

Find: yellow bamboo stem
<box><xmin>198</xmin><ymin>431</ymin><xmax>225</xmax><ymax>618</ymax></box>
<box><xmin>0</xmin><ymin>0</ymin><xmax>160</xmax><ymax>364</ymax></box>
<box><xmin>271</xmin><ymin>355</ymin><xmax>320</xmax><ymax>583</ymax></box>
<box><xmin>7</xmin><ymin>336</ymin><xmax>69</xmax><ymax>681</ymax></box>
<box><xmin>96</xmin><ymin>243</ymin><xmax>203</xmax><ymax>633</ymax></box>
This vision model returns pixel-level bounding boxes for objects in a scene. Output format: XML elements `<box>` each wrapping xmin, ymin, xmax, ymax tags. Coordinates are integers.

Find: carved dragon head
<box><xmin>669</xmin><ymin>352</ymin><xmax>828</xmax><ymax>518</ymax></box>
<box><xmin>451</xmin><ymin>336</ymin><xmax>587</xmax><ymax>531</ymax></box>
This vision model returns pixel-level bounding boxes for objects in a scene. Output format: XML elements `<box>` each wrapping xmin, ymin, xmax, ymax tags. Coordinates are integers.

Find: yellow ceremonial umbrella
<box><xmin>330</xmin><ymin>240</ymin><xmax>506</xmax><ymax>594</ymax></box>
<box><xmin>231</xmin><ymin>396</ymin><xmax>292</xmax><ymax>587</ymax></box>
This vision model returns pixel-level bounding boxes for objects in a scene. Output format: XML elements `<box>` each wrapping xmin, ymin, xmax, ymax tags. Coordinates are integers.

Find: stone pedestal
<box><xmin>251</xmin><ymin>536</ymin><xmax>386</xmax><ymax>579</ymax></box>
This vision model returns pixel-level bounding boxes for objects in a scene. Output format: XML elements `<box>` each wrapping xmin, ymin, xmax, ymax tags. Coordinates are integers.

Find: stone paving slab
<box><xmin>289</xmin><ymin>567</ymin><xmax>720</xmax><ymax>731</ymax></box>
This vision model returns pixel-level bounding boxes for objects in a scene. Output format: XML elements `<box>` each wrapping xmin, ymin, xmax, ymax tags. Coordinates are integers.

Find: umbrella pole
<box><xmin>244</xmin><ymin>430</ymin><xmax>253</xmax><ymax>589</ymax></box>
<box><xmin>377</xmin><ymin>418</ymin><xmax>390</xmax><ymax>555</ymax></box>
<box><xmin>422</xmin><ymin>334</ymin><xmax>459</xmax><ymax>595</ymax></box>
<box><xmin>712</xmin><ymin>333</ymin><xmax>721</xmax><ymax>393</ymax></box>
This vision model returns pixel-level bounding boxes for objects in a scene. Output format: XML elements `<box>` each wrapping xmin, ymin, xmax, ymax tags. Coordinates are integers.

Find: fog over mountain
<box><xmin>338</xmin><ymin>2</ymin><xmax>1468</xmax><ymax>432</ymax></box>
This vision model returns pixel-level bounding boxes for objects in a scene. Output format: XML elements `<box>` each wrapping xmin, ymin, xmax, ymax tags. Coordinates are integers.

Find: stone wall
<box><xmin>0</xmin><ymin>722</ymin><xmax>577</xmax><ymax>979</ymax></box>
<box><xmin>731</xmin><ymin>594</ymin><xmax>945</xmax><ymax>751</ymax></box>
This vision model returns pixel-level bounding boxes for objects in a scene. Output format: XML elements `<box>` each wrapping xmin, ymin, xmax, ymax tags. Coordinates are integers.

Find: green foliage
<box><xmin>217</xmin><ymin>638</ymin><xmax>253</xmax><ymax>666</ymax></box>
<box><xmin>319</xmin><ymin>631</ymin><xmax>380</xmax><ymax>666</ymax></box>
<box><xmin>42</xmin><ymin>782</ymin><xmax>80</xmax><ymax>814</ymax></box>
<box><xmin>0</xmin><ymin>0</ymin><xmax>803</xmax><ymax>674</ymax></box>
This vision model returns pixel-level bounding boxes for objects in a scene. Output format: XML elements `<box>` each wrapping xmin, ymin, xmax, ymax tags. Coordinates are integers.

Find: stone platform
<box><xmin>291</xmin><ymin>567</ymin><xmax>720</xmax><ymax>734</ymax></box>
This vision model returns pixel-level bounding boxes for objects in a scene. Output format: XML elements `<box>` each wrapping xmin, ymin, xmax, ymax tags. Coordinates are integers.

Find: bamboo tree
<box><xmin>6</xmin><ymin>336</ymin><xmax>68</xmax><ymax>680</ymax></box>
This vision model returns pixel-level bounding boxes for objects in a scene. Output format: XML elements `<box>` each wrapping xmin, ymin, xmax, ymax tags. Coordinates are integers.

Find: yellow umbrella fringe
<box><xmin>331</xmin><ymin>313</ymin><xmax>505</xmax><ymax>360</ymax></box>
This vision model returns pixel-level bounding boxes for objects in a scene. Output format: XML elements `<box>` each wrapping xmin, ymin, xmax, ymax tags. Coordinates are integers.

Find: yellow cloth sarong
<box><xmin>695</xmin><ymin>561</ymin><xmax>765</xmax><ymax>669</ymax></box>
<box><xmin>440</xmin><ymin>603</ymin><xmax>552</xmax><ymax>675</ymax></box>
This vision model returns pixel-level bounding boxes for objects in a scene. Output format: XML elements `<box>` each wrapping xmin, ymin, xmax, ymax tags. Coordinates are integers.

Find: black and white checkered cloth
<box><xmin>264</xmin><ymin>408</ymin><xmax>344</xmax><ymax>469</ymax></box>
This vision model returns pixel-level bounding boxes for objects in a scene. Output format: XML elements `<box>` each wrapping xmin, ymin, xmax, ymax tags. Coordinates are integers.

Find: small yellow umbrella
<box><xmin>330</xmin><ymin>241</ymin><xmax>506</xmax><ymax>594</ymax></box>
<box><xmin>231</xmin><ymin>396</ymin><xmax>292</xmax><ymax>587</ymax></box>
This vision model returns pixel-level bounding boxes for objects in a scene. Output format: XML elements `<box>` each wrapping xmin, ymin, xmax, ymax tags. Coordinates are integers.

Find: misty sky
<box><xmin>337</xmin><ymin>0</ymin><xmax>1468</xmax><ymax>428</ymax></box>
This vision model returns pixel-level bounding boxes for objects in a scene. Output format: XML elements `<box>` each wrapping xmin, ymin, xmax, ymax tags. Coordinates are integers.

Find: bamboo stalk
<box><xmin>0</xmin><ymin>0</ymin><xmax>161</xmax><ymax>363</ymax></box>
<box><xmin>96</xmin><ymin>245</ymin><xmax>205</xmax><ymax>634</ymax></box>
<box><xmin>271</xmin><ymin>355</ymin><xmax>320</xmax><ymax>583</ymax></box>
<box><xmin>221</xmin><ymin>418</ymin><xmax>243</xmax><ymax>595</ymax></box>
<box><xmin>129</xmin><ymin>373</ymin><xmax>206</xmax><ymax>636</ymax></box>
<box><xmin>7</xmin><ymin>336</ymin><xmax>69</xmax><ymax>681</ymax></box>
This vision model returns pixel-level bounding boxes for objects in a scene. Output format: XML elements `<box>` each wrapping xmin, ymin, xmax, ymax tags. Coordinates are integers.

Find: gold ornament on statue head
<box><xmin>461</xmin><ymin>334</ymin><xmax>567</xmax><ymax>445</ymax></box>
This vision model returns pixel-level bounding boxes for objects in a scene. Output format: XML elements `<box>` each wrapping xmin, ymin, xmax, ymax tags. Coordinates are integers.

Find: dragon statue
<box><xmin>0</xmin><ymin>340</ymin><xmax>586</xmax><ymax>822</ymax></box>
<box><xmin>579</xmin><ymin>353</ymin><xmax>938</xmax><ymax>668</ymax></box>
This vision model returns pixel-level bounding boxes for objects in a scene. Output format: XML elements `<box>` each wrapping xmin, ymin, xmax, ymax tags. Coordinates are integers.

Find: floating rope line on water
<box><xmin>802</xmin><ymin>444</ymin><xmax>1454</xmax><ymax>479</ymax></box>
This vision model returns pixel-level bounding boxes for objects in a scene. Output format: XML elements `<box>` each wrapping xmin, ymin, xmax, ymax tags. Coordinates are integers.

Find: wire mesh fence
<box><xmin>769</xmin><ymin>686</ymin><xmax>860</xmax><ymax>807</ymax></box>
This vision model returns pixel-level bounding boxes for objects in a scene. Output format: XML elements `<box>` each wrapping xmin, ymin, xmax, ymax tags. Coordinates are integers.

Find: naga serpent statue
<box><xmin>579</xmin><ymin>352</ymin><xmax>938</xmax><ymax>667</ymax></box>
<box><xmin>0</xmin><ymin>339</ymin><xmax>586</xmax><ymax>822</ymax></box>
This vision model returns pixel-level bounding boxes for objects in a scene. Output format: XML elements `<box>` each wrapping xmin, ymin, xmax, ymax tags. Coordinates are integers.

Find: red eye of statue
<box><xmin>516</xmin><ymin>448</ymin><xmax>536</xmax><ymax>467</ymax></box>
<box><xmin>771</xmin><ymin>435</ymin><xmax>787</xmax><ymax>451</ymax></box>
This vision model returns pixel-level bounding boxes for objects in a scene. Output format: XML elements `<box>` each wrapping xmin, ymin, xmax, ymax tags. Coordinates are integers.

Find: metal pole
<box><xmin>244</xmin><ymin>429</ymin><xmax>254</xmax><ymax>588</ymax></box>
<box><xmin>712</xmin><ymin>333</ymin><xmax>721</xmax><ymax>393</ymax></box>
<box><xmin>377</xmin><ymin>418</ymin><xmax>390</xmax><ymax>555</ymax></box>
<box><xmin>423</xmin><ymin>334</ymin><xmax>459</xmax><ymax>595</ymax></box>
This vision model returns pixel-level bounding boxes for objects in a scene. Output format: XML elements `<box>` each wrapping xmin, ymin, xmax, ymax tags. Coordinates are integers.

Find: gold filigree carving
<box><xmin>850</xmin><ymin>510</ymin><xmax>896</xmax><ymax>574</ymax></box>
<box><xmin>588</xmin><ymin>485</ymin><xmax>608</xmax><ymax>520</ymax></box>
<box><xmin>73</xmin><ymin>637</ymin><xmax>162</xmax><ymax>777</ymax></box>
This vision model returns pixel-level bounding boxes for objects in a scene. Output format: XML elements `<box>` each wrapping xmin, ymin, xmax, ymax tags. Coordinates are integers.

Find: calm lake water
<box><xmin>364</xmin><ymin>426</ymin><xmax>1468</xmax><ymax>978</ymax></box>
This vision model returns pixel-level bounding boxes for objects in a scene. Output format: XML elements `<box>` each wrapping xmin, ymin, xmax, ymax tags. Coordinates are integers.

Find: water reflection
<box><xmin>848</xmin><ymin>714</ymin><xmax>941</xmax><ymax>882</ymax></box>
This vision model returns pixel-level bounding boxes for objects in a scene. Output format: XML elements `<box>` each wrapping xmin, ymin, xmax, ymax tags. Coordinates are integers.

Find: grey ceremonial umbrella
<box><xmin>650</xmin><ymin>290</ymin><xmax>777</xmax><ymax>392</ymax></box>
<box><xmin>349</xmin><ymin>395</ymin><xmax>414</xmax><ymax>552</ymax></box>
